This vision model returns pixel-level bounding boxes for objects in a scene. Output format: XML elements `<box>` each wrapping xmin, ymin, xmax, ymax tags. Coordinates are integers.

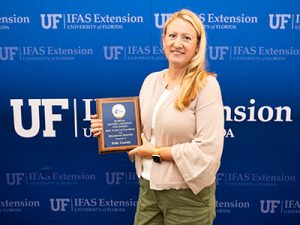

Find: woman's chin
<box><xmin>169</xmin><ymin>60</ymin><xmax>187</xmax><ymax>67</ymax></box>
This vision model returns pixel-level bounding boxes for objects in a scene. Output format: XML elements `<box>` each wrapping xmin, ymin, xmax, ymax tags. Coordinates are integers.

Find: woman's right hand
<box><xmin>90</xmin><ymin>114</ymin><xmax>103</xmax><ymax>137</ymax></box>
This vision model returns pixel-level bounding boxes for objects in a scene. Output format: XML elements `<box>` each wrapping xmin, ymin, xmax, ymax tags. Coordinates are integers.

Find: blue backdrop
<box><xmin>1</xmin><ymin>1</ymin><xmax>299</xmax><ymax>225</ymax></box>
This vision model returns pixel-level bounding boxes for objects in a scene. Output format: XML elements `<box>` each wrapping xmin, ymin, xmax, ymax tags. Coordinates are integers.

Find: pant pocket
<box><xmin>196</xmin><ymin>182</ymin><xmax>216</xmax><ymax>207</ymax></box>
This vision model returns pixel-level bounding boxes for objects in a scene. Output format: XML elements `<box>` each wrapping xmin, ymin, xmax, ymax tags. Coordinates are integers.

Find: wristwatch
<box><xmin>152</xmin><ymin>147</ymin><xmax>162</xmax><ymax>163</ymax></box>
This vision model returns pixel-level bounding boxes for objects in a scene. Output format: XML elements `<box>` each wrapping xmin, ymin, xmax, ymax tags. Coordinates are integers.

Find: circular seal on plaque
<box><xmin>112</xmin><ymin>104</ymin><xmax>126</xmax><ymax>119</ymax></box>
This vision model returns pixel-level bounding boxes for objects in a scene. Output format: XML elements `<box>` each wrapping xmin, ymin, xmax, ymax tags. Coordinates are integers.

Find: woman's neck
<box><xmin>164</xmin><ymin>66</ymin><xmax>186</xmax><ymax>90</ymax></box>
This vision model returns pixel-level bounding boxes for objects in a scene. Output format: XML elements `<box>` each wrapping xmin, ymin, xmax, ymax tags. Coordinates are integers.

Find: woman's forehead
<box><xmin>166</xmin><ymin>18</ymin><xmax>197</xmax><ymax>35</ymax></box>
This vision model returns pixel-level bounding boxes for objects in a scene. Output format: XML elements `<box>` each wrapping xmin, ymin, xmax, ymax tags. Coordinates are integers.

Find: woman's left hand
<box><xmin>128</xmin><ymin>133</ymin><xmax>154</xmax><ymax>159</ymax></box>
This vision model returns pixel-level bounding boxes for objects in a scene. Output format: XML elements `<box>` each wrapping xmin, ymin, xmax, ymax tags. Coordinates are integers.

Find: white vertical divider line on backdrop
<box><xmin>73</xmin><ymin>98</ymin><xmax>78</xmax><ymax>138</ymax></box>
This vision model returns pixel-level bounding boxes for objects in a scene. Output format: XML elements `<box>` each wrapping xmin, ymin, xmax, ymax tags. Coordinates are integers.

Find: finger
<box><xmin>128</xmin><ymin>154</ymin><xmax>135</xmax><ymax>162</ymax></box>
<box><xmin>93</xmin><ymin>129</ymin><xmax>102</xmax><ymax>136</ymax></box>
<box><xmin>128</xmin><ymin>149</ymin><xmax>135</xmax><ymax>157</ymax></box>
<box><xmin>90</xmin><ymin>114</ymin><xmax>98</xmax><ymax>119</ymax></box>
<box><xmin>91</xmin><ymin>119</ymin><xmax>102</xmax><ymax>124</ymax></box>
<box><xmin>91</xmin><ymin>122</ymin><xmax>102</xmax><ymax>129</ymax></box>
<box><xmin>93</xmin><ymin>131</ymin><xmax>101</xmax><ymax>138</ymax></box>
<box><xmin>91</xmin><ymin>127</ymin><xmax>102</xmax><ymax>133</ymax></box>
<box><xmin>128</xmin><ymin>147</ymin><xmax>139</xmax><ymax>157</ymax></box>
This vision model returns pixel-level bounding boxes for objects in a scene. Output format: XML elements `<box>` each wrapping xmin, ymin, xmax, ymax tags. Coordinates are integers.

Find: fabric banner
<box><xmin>1</xmin><ymin>1</ymin><xmax>299</xmax><ymax>224</ymax></box>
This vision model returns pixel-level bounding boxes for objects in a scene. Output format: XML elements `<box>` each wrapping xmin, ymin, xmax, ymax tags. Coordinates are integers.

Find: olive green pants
<box><xmin>134</xmin><ymin>178</ymin><xmax>216</xmax><ymax>225</ymax></box>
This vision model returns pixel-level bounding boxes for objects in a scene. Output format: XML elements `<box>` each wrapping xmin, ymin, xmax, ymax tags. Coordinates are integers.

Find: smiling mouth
<box><xmin>171</xmin><ymin>50</ymin><xmax>184</xmax><ymax>54</ymax></box>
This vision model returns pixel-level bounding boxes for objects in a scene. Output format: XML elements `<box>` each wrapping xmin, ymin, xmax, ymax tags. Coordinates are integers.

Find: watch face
<box><xmin>152</xmin><ymin>155</ymin><xmax>161</xmax><ymax>163</ymax></box>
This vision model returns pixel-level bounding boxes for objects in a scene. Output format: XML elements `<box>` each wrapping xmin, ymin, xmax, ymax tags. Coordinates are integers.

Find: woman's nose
<box><xmin>173</xmin><ymin>37</ymin><xmax>182</xmax><ymax>47</ymax></box>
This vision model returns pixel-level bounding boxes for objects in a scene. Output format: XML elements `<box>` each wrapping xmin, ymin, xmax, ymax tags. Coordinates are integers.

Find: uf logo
<box><xmin>154</xmin><ymin>13</ymin><xmax>172</xmax><ymax>29</ymax></box>
<box><xmin>10</xmin><ymin>99</ymin><xmax>69</xmax><ymax>138</ymax></box>
<box><xmin>103</xmin><ymin>46</ymin><xmax>123</xmax><ymax>60</ymax></box>
<box><xmin>216</xmin><ymin>173</ymin><xmax>224</xmax><ymax>186</ymax></box>
<box><xmin>41</xmin><ymin>14</ymin><xmax>63</xmax><ymax>29</ymax></box>
<box><xmin>0</xmin><ymin>47</ymin><xmax>18</xmax><ymax>61</ymax></box>
<box><xmin>260</xmin><ymin>200</ymin><xmax>281</xmax><ymax>213</ymax></box>
<box><xmin>50</xmin><ymin>198</ymin><xmax>70</xmax><ymax>212</ymax></box>
<box><xmin>208</xmin><ymin>46</ymin><xmax>229</xmax><ymax>60</ymax></box>
<box><xmin>269</xmin><ymin>14</ymin><xmax>291</xmax><ymax>29</ymax></box>
<box><xmin>6</xmin><ymin>173</ymin><xmax>25</xmax><ymax>186</ymax></box>
<box><xmin>105</xmin><ymin>172</ymin><xmax>124</xmax><ymax>185</ymax></box>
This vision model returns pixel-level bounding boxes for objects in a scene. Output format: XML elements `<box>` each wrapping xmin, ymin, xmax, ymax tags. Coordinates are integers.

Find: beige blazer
<box><xmin>135</xmin><ymin>69</ymin><xmax>224</xmax><ymax>194</ymax></box>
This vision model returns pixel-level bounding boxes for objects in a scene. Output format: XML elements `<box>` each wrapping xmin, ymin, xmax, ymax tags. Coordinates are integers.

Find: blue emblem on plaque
<box><xmin>112</xmin><ymin>104</ymin><xmax>126</xmax><ymax>119</ymax></box>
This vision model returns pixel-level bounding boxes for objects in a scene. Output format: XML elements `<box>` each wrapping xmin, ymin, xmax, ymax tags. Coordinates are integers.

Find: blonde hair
<box><xmin>163</xmin><ymin>9</ymin><xmax>215</xmax><ymax>111</ymax></box>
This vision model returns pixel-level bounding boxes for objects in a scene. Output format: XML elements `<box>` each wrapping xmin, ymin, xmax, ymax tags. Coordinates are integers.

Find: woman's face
<box><xmin>163</xmin><ymin>18</ymin><xmax>199</xmax><ymax>69</ymax></box>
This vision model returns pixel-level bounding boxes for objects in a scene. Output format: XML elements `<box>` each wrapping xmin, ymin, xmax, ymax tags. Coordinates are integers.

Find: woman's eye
<box><xmin>169</xmin><ymin>34</ymin><xmax>176</xmax><ymax>39</ymax></box>
<box><xmin>184</xmin><ymin>36</ymin><xmax>191</xmax><ymax>41</ymax></box>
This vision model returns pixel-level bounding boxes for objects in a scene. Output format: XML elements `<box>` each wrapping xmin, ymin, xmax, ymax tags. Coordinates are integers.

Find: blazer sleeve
<box><xmin>171</xmin><ymin>76</ymin><xmax>224</xmax><ymax>194</ymax></box>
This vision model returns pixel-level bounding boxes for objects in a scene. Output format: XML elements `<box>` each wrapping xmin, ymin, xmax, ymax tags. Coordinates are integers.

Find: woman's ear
<box><xmin>195</xmin><ymin>47</ymin><xmax>199</xmax><ymax>54</ymax></box>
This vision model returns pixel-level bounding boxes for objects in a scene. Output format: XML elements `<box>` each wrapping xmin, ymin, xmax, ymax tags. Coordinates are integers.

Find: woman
<box><xmin>91</xmin><ymin>9</ymin><xmax>224</xmax><ymax>225</ymax></box>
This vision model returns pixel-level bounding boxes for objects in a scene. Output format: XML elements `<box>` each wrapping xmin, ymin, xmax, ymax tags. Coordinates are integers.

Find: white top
<box><xmin>141</xmin><ymin>88</ymin><xmax>172</xmax><ymax>180</ymax></box>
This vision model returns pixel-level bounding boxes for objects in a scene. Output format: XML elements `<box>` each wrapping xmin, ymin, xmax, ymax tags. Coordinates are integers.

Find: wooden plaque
<box><xmin>96</xmin><ymin>97</ymin><xmax>141</xmax><ymax>153</ymax></box>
